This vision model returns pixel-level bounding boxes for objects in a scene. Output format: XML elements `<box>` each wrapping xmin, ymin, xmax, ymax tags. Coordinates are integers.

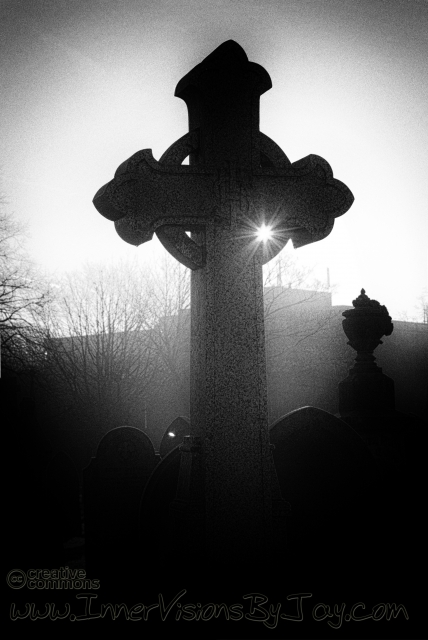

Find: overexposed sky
<box><xmin>1</xmin><ymin>0</ymin><xmax>427</xmax><ymax>319</ymax></box>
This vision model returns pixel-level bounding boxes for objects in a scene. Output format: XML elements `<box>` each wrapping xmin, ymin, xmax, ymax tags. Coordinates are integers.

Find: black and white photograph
<box><xmin>2</xmin><ymin>1</ymin><xmax>427</xmax><ymax>637</ymax></box>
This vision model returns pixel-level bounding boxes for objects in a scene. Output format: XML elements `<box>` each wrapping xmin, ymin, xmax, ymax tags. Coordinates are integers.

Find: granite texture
<box><xmin>92</xmin><ymin>40</ymin><xmax>354</xmax><ymax>566</ymax></box>
<box><xmin>93</xmin><ymin>41</ymin><xmax>353</xmax><ymax>270</ymax></box>
<box><xmin>189</xmin><ymin>225</ymin><xmax>273</xmax><ymax>562</ymax></box>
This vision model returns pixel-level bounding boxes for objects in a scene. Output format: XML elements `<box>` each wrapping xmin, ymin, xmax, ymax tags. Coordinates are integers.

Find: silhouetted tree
<box><xmin>36</xmin><ymin>248</ymin><xmax>344</xmax><ymax>438</ymax></box>
<box><xmin>263</xmin><ymin>249</ymin><xmax>339</xmax><ymax>356</ymax></box>
<box><xmin>416</xmin><ymin>291</ymin><xmax>427</xmax><ymax>324</ymax></box>
<box><xmin>0</xmin><ymin>191</ymin><xmax>50</xmax><ymax>375</ymax></box>
<box><xmin>143</xmin><ymin>254</ymin><xmax>190</xmax><ymax>388</ymax></box>
<box><xmin>262</xmin><ymin>250</ymin><xmax>349</xmax><ymax>420</ymax></box>
<box><xmin>39</xmin><ymin>262</ymin><xmax>158</xmax><ymax>433</ymax></box>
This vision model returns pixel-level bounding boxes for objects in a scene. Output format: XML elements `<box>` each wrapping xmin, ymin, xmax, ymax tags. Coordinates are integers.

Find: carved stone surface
<box><xmin>342</xmin><ymin>288</ymin><xmax>394</xmax><ymax>359</ymax></box>
<box><xmin>93</xmin><ymin>41</ymin><xmax>354</xmax><ymax>567</ymax></box>
<box><xmin>93</xmin><ymin>41</ymin><xmax>353</xmax><ymax>269</ymax></box>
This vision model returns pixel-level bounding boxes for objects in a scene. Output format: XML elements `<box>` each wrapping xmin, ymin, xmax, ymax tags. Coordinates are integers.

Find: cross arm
<box><xmin>92</xmin><ymin>148</ymin><xmax>214</xmax><ymax>247</ymax></box>
<box><xmin>252</xmin><ymin>152</ymin><xmax>354</xmax><ymax>258</ymax></box>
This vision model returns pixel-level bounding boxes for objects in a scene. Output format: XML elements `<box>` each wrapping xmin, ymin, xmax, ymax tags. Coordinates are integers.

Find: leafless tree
<box><xmin>35</xmin><ymin>244</ymin><xmax>345</xmax><ymax>437</ymax></box>
<box><xmin>40</xmin><ymin>261</ymin><xmax>158</xmax><ymax>431</ymax></box>
<box><xmin>261</xmin><ymin>249</ymin><xmax>349</xmax><ymax>420</ymax></box>
<box><xmin>395</xmin><ymin>291</ymin><xmax>428</xmax><ymax>323</ymax></box>
<box><xmin>141</xmin><ymin>248</ymin><xmax>335</xmax><ymax>390</ymax></box>
<box><xmin>143</xmin><ymin>253</ymin><xmax>190</xmax><ymax>388</ymax></box>
<box><xmin>416</xmin><ymin>291</ymin><xmax>428</xmax><ymax>324</ymax></box>
<box><xmin>263</xmin><ymin>250</ymin><xmax>338</xmax><ymax>359</ymax></box>
<box><xmin>0</xmin><ymin>193</ymin><xmax>51</xmax><ymax>374</ymax></box>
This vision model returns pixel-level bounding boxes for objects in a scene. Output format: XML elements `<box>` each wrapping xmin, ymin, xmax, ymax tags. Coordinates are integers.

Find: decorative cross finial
<box><xmin>93</xmin><ymin>41</ymin><xmax>354</xmax><ymax>269</ymax></box>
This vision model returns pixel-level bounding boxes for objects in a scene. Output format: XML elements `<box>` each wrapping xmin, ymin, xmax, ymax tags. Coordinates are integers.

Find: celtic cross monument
<box><xmin>93</xmin><ymin>41</ymin><xmax>353</xmax><ymax>567</ymax></box>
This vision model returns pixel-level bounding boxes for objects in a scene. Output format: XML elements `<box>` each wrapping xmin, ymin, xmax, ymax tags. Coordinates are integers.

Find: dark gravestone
<box><xmin>269</xmin><ymin>406</ymin><xmax>384</xmax><ymax>581</ymax></box>
<box><xmin>83</xmin><ymin>426</ymin><xmax>159</xmax><ymax>586</ymax></box>
<box><xmin>45</xmin><ymin>451</ymin><xmax>82</xmax><ymax>543</ymax></box>
<box><xmin>159</xmin><ymin>416</ymin><xmax>190</xmax><ymax>457</ymax></box>
<box><xmin>139</xmin><ymin>446</ymin><xmax>182</xmax><ymax>580</ymax></box>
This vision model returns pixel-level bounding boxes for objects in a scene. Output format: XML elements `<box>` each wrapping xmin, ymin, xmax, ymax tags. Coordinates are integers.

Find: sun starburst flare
<box><xmin>256</xmin><ymin>223</ymin><xmax>273</xmax><ymax>243</ymax></box>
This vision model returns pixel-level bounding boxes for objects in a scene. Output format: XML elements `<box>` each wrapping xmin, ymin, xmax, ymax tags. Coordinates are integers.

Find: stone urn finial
<box><xmin>342</xmin><ymin>289</ymin><xmax>393</xmax><ymax>372</ymax></box>
<box><xmin>339</xmin><ymin>290</ymin><xmax>395</xmax><ymax>415</ymax></box>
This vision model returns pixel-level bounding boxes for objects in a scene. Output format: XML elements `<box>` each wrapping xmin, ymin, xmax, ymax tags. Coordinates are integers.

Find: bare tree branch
<box><xmin>0</xmin><ymin>190</ymin><xmax>52</xmax><ymax>373</ymax></box>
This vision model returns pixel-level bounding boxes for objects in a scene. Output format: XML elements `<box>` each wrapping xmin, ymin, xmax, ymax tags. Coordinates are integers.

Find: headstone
<box><xmin>269</xmin><ymin>406</ymin><xmax>383</xmax><ymax>578</ymax></box>
<box><xmin>83</xmin><ymin>426</ymin><xmax>159</xmax><ymax>585</ymax></box>
<box><xmin>93</xmin><ymin>40</ymin><xmax>354</xmax><ymax>569</ymax></box>
<box><xmin>159</xmin><ymin>416</ymin><xmax>190</xmax><ymax>457</ymax></box>
<box><xmin>139</xmin><ymin>446</ymin><xmax>182</xmax><ymax>574</ymax></box>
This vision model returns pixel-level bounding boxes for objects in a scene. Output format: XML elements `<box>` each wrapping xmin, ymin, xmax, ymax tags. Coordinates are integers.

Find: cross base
<box><xmin>168</xmin><ymin>436</ymin><xmax>289</xmax><ymax>572</ymax></box>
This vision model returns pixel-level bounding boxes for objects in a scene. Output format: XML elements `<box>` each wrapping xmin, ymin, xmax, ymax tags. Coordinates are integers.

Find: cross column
<box><xmin>190</xmin><ymin>224</ymin><xmax>273</xmax><ymax>561</ymax></box>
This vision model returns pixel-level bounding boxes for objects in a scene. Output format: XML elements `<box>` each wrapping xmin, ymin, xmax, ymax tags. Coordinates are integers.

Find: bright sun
<box><xmin>256</xmin><ymin>223</ymin><xmax>273</xmax><ymax>242</ymax></box>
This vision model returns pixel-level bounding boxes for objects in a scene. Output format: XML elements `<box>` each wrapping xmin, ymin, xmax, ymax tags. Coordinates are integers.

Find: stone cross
<box><xmin>93</xmin><ymin>41</ymin><xmax>353</xmax><ymax>566</ymax></box>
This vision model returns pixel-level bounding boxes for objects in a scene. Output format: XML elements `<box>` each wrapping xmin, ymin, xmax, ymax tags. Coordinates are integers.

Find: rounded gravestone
<box><xmin>96</xmin><ymin>425</ymin><xmax>157</xmax><ymax>476</ymax></box>
<box><xmin>269</xmin><ymin>406</ymin><xmax>384</xmax><ymax>577</ymax></box>
<box><xmin>83</xmin><ymin>426</ymin><xmax>159</xmax><ymax>588</ymax></box>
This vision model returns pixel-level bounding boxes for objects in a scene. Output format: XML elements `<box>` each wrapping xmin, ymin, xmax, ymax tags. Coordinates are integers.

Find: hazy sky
<box><xmin>1</xmin><ymin>0</ymin><xmax>427</xmax><ymax>319</ymax></box>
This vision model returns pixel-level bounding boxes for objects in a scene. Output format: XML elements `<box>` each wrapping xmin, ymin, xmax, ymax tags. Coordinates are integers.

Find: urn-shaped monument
<box><xmin>339</xmin><ymin>289</ymin><xmax>395</xmax><ymax>415</ymax></box>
